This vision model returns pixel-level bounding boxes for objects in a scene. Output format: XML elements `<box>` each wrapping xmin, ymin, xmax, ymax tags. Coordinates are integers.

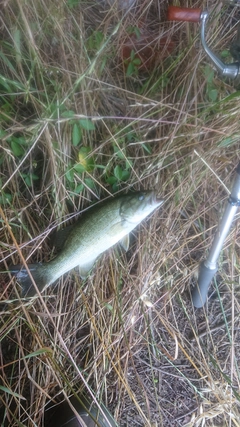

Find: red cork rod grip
<box><xmin>167</xmin><ymin>6</ymin><xmax>202</xmax><ymax>23</ymax></box>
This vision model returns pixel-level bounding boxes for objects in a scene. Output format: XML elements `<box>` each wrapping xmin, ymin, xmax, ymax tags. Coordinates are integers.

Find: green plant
<box><xmin>65</xmin><ymin>145</ymin><xmax>96</xmax><ymax>194</ymax></box>
<box><xmin>105</xmin><ymin>164</ymin><xmax>131</xmax><ymax>192</ymax></box>
<box><xmin>103</xmin><ymin>130</ymin><xmax>136</xmax><ymax>191</ymax></box>
<box><xmin>0</xmin><ymin>178</ymin><xmax>12</xmax><ymax>205</ymax></box>
<box><xmin>7</xmin><ymin>135</ymin><xmax>28</xmax><ymax>157</ymax></box>
<box><xmin>67</xmin><ymin>0</ymin><xmax>80</xmax><ymax>7</ymax></box>
<box><xmin>126</xmin><ymin>26</ymin><xmax>141</xmax><ymax>39</ymax></box>
<box><xmin>203</xmin><ymin>64</ymin><xmax>219</xmax><ymax>102</ymax></box>
<box><xmin>71</xmin><ymin>119</ymin><xmax>95</xmax><ymax>147</ymax></box>
<box><xmin>86</xmin><ymin>30</ymin><xmax>107</xmax><ymax>72</ymax></box>
<box><xmin>1</xmin><ymin>2</ymin><xmax>240</xmax><ymax>427</ymax></box>
<box><xmin>125</xmin><ymin>50</ymin><xmax>141</xmax><ymax>77</ymax></box>
<box><xmin>21</xmin><ymin>172</ymin><xmax>39</xmax><ymax>187</ymax></box>
<box><xmin>87</xmin><ymin>31</ymin><xmax>105</xmax><ymax>53</ymax></box>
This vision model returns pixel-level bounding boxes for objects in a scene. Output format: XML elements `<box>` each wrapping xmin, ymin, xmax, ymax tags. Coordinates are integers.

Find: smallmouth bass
<box><xmin>11</xmin><ymin>191</ymin><xmax>163</xmax><ymax>297</ymax></box>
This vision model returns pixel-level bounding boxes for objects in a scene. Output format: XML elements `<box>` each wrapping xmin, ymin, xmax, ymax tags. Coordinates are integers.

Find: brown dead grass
<box><xmin>1</xmin><ymin>0</ymin><xmax>240</xmax><ymax>426</ymax></box>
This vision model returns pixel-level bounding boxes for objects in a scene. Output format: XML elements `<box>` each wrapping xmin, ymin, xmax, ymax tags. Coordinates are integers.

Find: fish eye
<box><xmin>138</xmin><ymin>194</ymin><xmax>145</xmax><ymax>201</ymax></box>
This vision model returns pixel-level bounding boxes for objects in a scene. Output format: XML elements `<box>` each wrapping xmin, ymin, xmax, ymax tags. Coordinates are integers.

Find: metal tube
<box><xmin>200</xmin><ymin>11</ymin><xmax>240</xmax><ymax>80</ymax></box>
<box><xmin>192</xmin><ymin>162</ymin><xmax>240</xmax><ymax>308</ymax></box>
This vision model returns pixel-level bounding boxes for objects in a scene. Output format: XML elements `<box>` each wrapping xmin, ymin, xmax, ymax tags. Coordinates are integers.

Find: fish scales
<box><xmin>10</xmin><ymin>191</ymin><xmax>163</xmax><ymax>297</ymax></box>
<box><xmin>45</xmin><ymin>198</ymin><xmax>126</xmax><ymax>282</ymax></box>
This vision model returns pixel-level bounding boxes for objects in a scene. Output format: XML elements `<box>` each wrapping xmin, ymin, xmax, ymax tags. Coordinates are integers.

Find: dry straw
<box><xmin>0</xmin><ymin>0</ymin><xmax>240</xmax><ymax>426</ymax></box>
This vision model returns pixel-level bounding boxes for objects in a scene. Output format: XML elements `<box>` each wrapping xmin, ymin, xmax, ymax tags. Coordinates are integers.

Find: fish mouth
<box><xmin>150</xmin><ymin>191</ymin><xmax>164</xmax><ymax>206</ymax></box>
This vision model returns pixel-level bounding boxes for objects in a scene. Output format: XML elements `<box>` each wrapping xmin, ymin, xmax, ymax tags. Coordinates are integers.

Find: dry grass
<box><xmin>1</xmin><ymin>0</ymin><xmax>240</xmax><ymax>426</ymax></box>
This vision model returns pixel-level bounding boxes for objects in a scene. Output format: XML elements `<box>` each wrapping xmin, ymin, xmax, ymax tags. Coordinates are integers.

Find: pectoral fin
<box><xmin>79</xmin><ymin>259</ymin><xmax>97</xmax><ymax>279</ymax></box>
<box><xmin>119</xmin><ymin>234</ymin><xmax>129</xmax><ymax>251</ymax></box>
<box><xmin>53</xmin><ymin>224</ymin><xmax>75</xmax><ymax>251</ymax></box>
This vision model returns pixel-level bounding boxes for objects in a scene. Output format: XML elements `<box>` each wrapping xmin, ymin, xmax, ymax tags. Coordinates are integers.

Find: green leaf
<box><xmin>134</xmin><ymin>27</ymin><xmax>141</xmax><ymax>39</ymax></box>
<box><xmin>0</xmin><ymin>192</ymin><xmax>12</xmax><ymax>205</ymax></box>
<box><xmin>61</xmin><ymin>110</ymin><xmax>75</xmax><ymax>118</ymax></box>
<box><xmin>16</xmin><ymin>136</ymin><xmax>26</xmax><ymax>145</ymax></box>
<box><xmin>0</xmin><ymin>386</ymin><xmax>26</xmax><ymax>400</ymax></box>
<box><xmin>73</xmin><ymin>163</ymin><xmax>85</xmax><ymax>174</ymax></box>
<box><xmin>121</xmin><ymin>170</ymin><xmax>130</xmax><ymax>181</ymax></box>
<box><xmin>130</xmin><ymin>50</ymin><xmax>135</xmax><ymax>61</ymax></box>
<box><xmin>31</xmin><ymin>173</ymin><xmax>38</xmax><ymax>181</ymax></box>
<box><xmin>218</xmin><ymin>137</ymin><xmax>235</xmax><ymax>148</ymax></box>
<box><xmin>0</xmin><ymin>75</ymin><xmax>12</xmax><ymax>92</ymax></box>
<box><xmin>0</xmin><ymin>51</ymin><xmax>16</xmax><ymax>73</ymax></box>
<box><xmin>0</xmin><ymin>129</ymin><xmax>7</xmax><ymax>138</ymax></box>
<box><xmin>84</xmin><ymin>178</ymin><xmax>95</xmax><ymax>189</ymax></box>
<box><xmin>114</xmin><ymin>165</ymin><xmax>123</xmax><ymax>181</ymax></box>
<box><xmin>22</xmin><ymin>173</ymin><xmax>39</xmax><ymax>187</ymax></box>
<box><xmin>106</xmin><ymin>176</ymin><xmax>117</xmax><ymax>185</ymax></box>
<box><xmin>220</xmin><ymin>49</ymin><xmax>230</xmax><ymax>58</ymax></box>
<box><xmin>105</xmin><ymin>303</ymin><xmax>113</xmax><ymax>311</ymax></box>
<box><xmin>126</xmin><ymin>62</ymin><xmax>135</xmax><ymax>76</ymax></box>
<box><xmin>113</xmin><ymin>145</ymin><xmax>125</xmax><ymax>160</ymax></box>
<box><xmin>112</xmin><ymin>182</ymin><xmax>119</xmax><ymax>192</ymax></box>
<box><xmin>127</xmin><ymin>26</ymin><xmax>141</xmax><ymax>39</ymax></box>
<box><xmin>10</xmin><ymin>140</ymin><xmax>24</xmax><ymax>157</ymax></box>
<box><xmin>24</xmin><ymin>347</ymin><xmax>52</xmax><ymax>359</ymax></box>
<box><xmin>204</xmin><ymin>65</ymin><xmax>214</xmax><ymax>83</ymax></box>
<box><xmin>79</xmin><ymin>119</ymin><xmax>95</xmax><ymax>131</ymax></box>
<box><xmin>95</xmin><ymin>164</ymin><xmax>106</xmax><ymax>170</ymax></box>
<box><xmin>125</xmin><ymin>159</ymin><xmax>133</xmax><ymax>169</ymax></box>
<box><xmin>72</xmin><ymin>123</ymin><xmax>82</xmax><ymax>146</ymax></box>
<box><xmin>126</xmin><ymin>61</ymin><xmax>137</xmax><ymax>77</ymax></box>
<box><xmin>142</xmin><ymin>143</ymin><xmax>152</xmax><ymax>154</ymax></box>
<box><xmin>0</xmin><ymin>75</ymin><xmax>26</xmax><ymax>92</ymax></box>
<box><xmin>126</xmin><ymin>130</ymin><xmax>137</xmax><ymax>143</ymax></box>
<box><xmin>66</xmin><ymin>168</ymin><xmax>74</xmax><ymax>182</ymax></box>
<box><xmin>221</xmin><ymin>91</ymin><xmax>240</xmax><ymax>102</ymax></box>
<box><xmin>67</xmin><ymin>0</ymin><xmax>80</xmax><ymax>7</ymax></box>
<box><xmin>77</xmin><ymin>146</ymin><xmax>95</xmax><ymax>172</ymax></box>
<box><xmin>133</xmin><ymin>58</ymin><xmax>141</xmax><ymax>66</ymax></box>
<box><xmin>13</xmin><ymin>28</ymin><xmax>21</xmax><ymax>64</ymax></box>
<box><xmin>95</xmin><ymin>31</ymin><xmax>104</xmax><ymax>47</ymax></box>
<box><xmin>100</xmin><ymin>56</ymin><xmax>107</xmax><ymax>73</ymax></box>
<box><xmin>87</xmin><ymin>31</ymin><xmax>104</xmax><ymax>51</ymax></box>
<box><xmin>74</xmin><ymin>183</ymin><xmax>84</xmax><ymax>193</ymax></box>
<box><xmin>208</xmin><ymin>88</ymin><xmax>218</xmax><ymax>102</ymax></box>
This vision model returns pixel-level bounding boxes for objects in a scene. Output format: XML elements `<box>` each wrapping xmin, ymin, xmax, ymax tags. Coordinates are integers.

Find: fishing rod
<box><xmin>167</xmin><ymin>5</ymin><xmax>240</xmax><ymax>307</ymax></box>
<box><xmin>167</xmin><ymin>4</ymin><xmax>240</xmax><ymax>85</ymax></box>
<box><xmin>192</xmin><ymin>162</ymin><xmax>240</xmax><ymax>308</ymax></box>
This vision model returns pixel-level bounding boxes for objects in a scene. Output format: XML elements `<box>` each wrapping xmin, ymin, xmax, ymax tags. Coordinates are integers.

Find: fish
<box><xmin>10</xmin><ymin>191</ymin><xmax>163</xmax><ymax>297</ymax></box>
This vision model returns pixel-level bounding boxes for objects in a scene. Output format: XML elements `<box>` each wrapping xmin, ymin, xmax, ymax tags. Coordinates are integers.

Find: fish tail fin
<box><xmin>9</xmin><ymin>264</ymin><xmax>47</xmax><ymax>297</ymax></box>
